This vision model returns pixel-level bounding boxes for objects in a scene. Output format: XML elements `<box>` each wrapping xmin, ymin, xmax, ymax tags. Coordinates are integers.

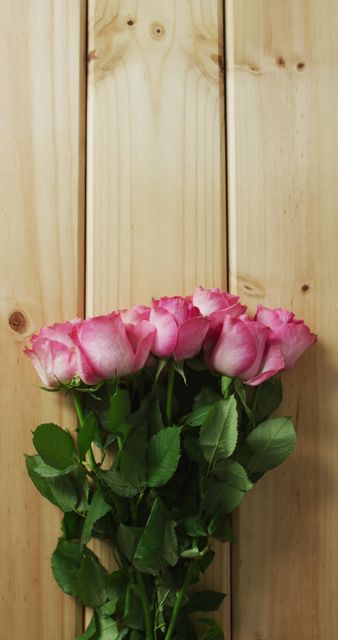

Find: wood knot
<box><xmin>276</xmin><ymin>56</ymin><xmax>286</xmax><ymax>68</ymax></box>
<box><xmin>8</xmin><ymin>310</ymin><xmax>27</xmax><ymax>334</ymax></box>
<box><xmin>150</xmin><ymin>23</ymin><xmax>165</xmax><ymax>40</ymax></box>
<box><xmin>126</xmin><ymin>18</ymin><xmax>135</xmax><ymax>26</ymax></box>
<box><xmin>87</xmin><ymin>49</ymin><xmax>97</xmax><ymax>63</ymax></box>
<box><xmin>210</xmin><ymin>53</ymin><xmax>224</xmax><ymax>74</ymax></box>
<box><xmin>301</xmin><ymin>283</ymin><xmax>310</xmax><ymax>292</ymax></box>
<box><xmin>297</xmin><ymin>61</ymin><xmax>306</xmax><ymax>71</ymax></box>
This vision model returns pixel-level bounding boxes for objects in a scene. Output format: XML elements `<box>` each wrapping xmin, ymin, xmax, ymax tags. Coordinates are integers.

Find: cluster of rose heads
<box><xmin>24</xmin><ymin>287</ymin><xmax>316</xmax><ymax>388</ymax></box>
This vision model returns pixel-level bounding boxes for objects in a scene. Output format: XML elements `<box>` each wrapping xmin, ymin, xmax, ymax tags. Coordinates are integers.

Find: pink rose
<box><xmin>71</xmin><ymin>312</ymin><xmax>155</xmax><ymax>385</ymax></box>
<box><xmin>255</xmin><ymin>305</ymin><xmax>317</xmax><ymax>369</ymax></box>
<box><xmin>192</xmin><ymin>286</ymin><xmax>246</xmax><ymax>319</ymax></box>
<box><xmin>210</xmin><ymin>315</ymin><xmax>285</xmax><ymax>386</ymax></box>
<box><xmin>149</xmin><ymin>296</ymin><xmax>209</xmax><ymax>360</ymax></box>
<box><xmin>119</xmin><ymin>305</ymin><xmax>151</xmax><ymax>323</ymax></box>
<box><xmin>24</xmin><ymin>320</ymin><xmax>79</xmax><ymax>387</ymax></box>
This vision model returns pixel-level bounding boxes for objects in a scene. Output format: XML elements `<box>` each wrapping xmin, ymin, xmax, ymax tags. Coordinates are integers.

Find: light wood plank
<box><xmin>87</xmin><ymin>0</ymin><xmax>228</xmax><ymax>632</ymax></box>
<box><xmin>0</xmin><ymin>2</ymin><xmax>86</xmax><ymax>638</ymax></box>
<box><xmin>226</xmin><ymin>1</ymin><xmax>338</xmax><ymax>637</ymax></box>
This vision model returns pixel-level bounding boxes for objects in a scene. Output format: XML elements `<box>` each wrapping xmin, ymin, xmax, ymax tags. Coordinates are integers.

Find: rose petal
<box><xmin>245</xmin><ymin>343</ymin><xmax>285</xmax><ymax>386</ymax></box>
<box><xmin>270</xmin><ymin>323</ymin><xmax>317</xmax><ymax>370</ymax></box>
<box><xmin>149</xmin><ymin>308</ymin><xmax>178</xmax><ymax>357</ymax></box>
<box><xmin>193</xmin><ymin>286</ymin><xmax>240</xmax><ymax>316</ymax></box>
<box><xmin>24</xmin><ymin>338</ymin><xmax>77</xmax><ymax>387</ymax></box>
<box><xmin>174</xmin><ymin>317</ymin><xmax>210</xmax><ymax>361</ymax></box>
<box><xmin>125</xmin><ymin>320</ymin><xmax>156</xmax><ymax>371</ymax></box>
<box><xmin>211</xmin><ymin>316</ymin><xmax>257</xmax><ymax>377</ymax></box>
<box><xmin>72</xmin><ymin>313</ymin><xmax>135</xmax><ymax>383</ymax></box>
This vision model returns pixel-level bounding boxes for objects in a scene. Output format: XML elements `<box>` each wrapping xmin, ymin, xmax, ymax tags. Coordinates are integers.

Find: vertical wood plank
<box><xmin>0</xmin><ymin>2</ymin><xmax>86</xmax><ymax>638</ymax></box>
<box><xmin>226</xmin><ymin>1</ymin><xmax>338</xmax><ymax>638</ymax></box>
<box><xmin>87</xmin><ymin>0</ymin><xmax>228</xmax><ymax>633</ymax></box>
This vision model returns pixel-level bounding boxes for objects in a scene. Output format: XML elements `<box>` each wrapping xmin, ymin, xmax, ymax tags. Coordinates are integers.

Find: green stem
<box><xmin>71</xmin><ymin>390</ymin><xmax>97</xmax><ymax>471</ymax></box>
<box><xmin>164</xmin><ymin>563</ymin><xmax>194</xmax><ymax>640</ymax></box>
<box><xmin>166</xmin><ymin>360</ymin><xmax>175</xmax><ymax>426</ymax></box>
<box><xmin>135</xmin><ymin>570</ymin><xmax>153</xmax><ymax>640</ymax></box>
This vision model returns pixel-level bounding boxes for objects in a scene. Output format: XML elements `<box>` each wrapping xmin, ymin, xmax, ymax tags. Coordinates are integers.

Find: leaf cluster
<box><xmin>26</xmin><ymin>364</ymin><xmax>295</xmax><ymax>639</ymax></box>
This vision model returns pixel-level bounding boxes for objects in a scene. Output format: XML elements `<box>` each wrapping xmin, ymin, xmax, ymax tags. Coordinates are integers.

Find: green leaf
<box><xmin>184</xmin><ymin>435</ymin><xmax>206</xmax><ymax>466</ymax></box>
<box><xmin>185</xmin><ymin>591</ymin><xmax>225</xmax><ymax>614</ymax></box>
<box><xmin>179</xmin><ymin>516</ymin><xmax>207</xmax><ymax>537</ymax></box>
<box><xmin>221</xmin><ymin>376</ymin><xmax>233</xmax><ymax>399</ymax></box>
<box><xmin>107</xmin><ymin>388</ymin><xmax>131</xmax><ymax>433</ymax></box>
<box><xmin>62</xmin><ymin>511</ymin><xmax>83</xmax><ymax>540</ymax></box>
<box><xmin>26</xmin><ymin>455</ymin><xmax>78</xmax><ymax>512</ymax></box>
<box><xmin>208</xmin><ymin>514</ymin><xmax>236</xmax><ymax>543</ymax></box>
<box><xmin>199</xmin><ymin>397</ymin><xmax>238</xmax><ymax>465</ymax></box>
<box><xmin>196</xmin><ymin>549</ymin><xmax>215</xmax><ymax>575</ymax></box>
<box><xmin>71</xmin><ymin>466</ymin><xmax>89</xmax><ymax>513</ymax></box>
<box><xmin>120</xmin><ymin>421</ymin><xmax>147</xmax><ymax>489</ymax></box>
<box><xmin>78</xmin><ymin>412</ymin><xmax>97</xmax><ymax>460</ymax></box>
<box><xmin>181</xmin><ymin>547</ymin><xmax>202</xmax><ymax>559</ymax></box>
<box><xmin>77</xmin><ymin>556</ymin><xmax>108</xmax><ymax>608</ymax></box>
<box><xmin>186</xmin><ymin>357</ymin><xmax>208</xmax><ymax>371</ymax></box>
<box><xmin>147</xmin><ymin>427</ymin><xmax>181</xmax><ymax>487</ymax></box>
<box><xmin>81</xmin><ymin>491</ymin><xmax>111</xmax><ymax>547</ymax></box>
<box><xmin>198</xmin><ymin>618</ymin><xmax>224</xmax><ymax>640</ymax></box>
<box><xmin>184</xmin><ymin>405</ymin><xmax>211</xmax><ymax>427</ymax></box>
<box><xmin>204</xmin><ymin>480</ymin><xmax>245</xmax><ymax>514</ymax></box>
<box><xmin>247</xmin><ymin>417</ymin><xmax>296</xmax><ymax>474</ymax></box>
<box><xmin>105</xmin><ymin>570</ymin><xmax>128</xmax><ymax>610</ymax></box>
<box><xmin>116</xmin><ymin>525</ymin><xmax>143</xmax><ymax>563</ymax></box>
<box><xmin>99</xmin><ymin>466</ymin><xmax>139</xmax><ymax>498</ymax></box>
<box><xmin>253</xmin><ymin>378</ymin><xmax>283</xmax><ymax>422</ymax></box>
<box><xmin>135</xmin><ymin>499</ymin><xmax>165</xmax><ymax>559</ymax></box>
<box><xmin>95</xmin><ymin>612</ymin><xmax>121</xmax><ymax>639</ymax></box>
<box><xmin>148</xmin><ymin>397</ymin><xmax>164</xmax><ymax>435</ymax></box>
<box><xmin>162</xmin><ymin>519</ymin><xmax>178</xmax><ymax>567</ymax></box>
<box><xmin>74</xmin><ymin>614</ymin><xmax>97</xmax><ymax>640</ymax></box>
<box><xmin>123</xmin><ymin>585</ymin><xmax>145</xmax><ymax>630</ymax></box>
<box><xmin>51</xmin><ymin>539</ymin><xmax>97</xmax><ymax>596</ymax></box>
<box><xmin>213</xmin><ymin>459</ymin><xmax>253</xmax><ymax>491</ymax></box>
<box><xmin>134</xmin><ymin>520</ymin><xmax>178</xmax><ymax>574</ymax></box>
<box><xmin>193</xmin><ymin>388</ymin><xmax>219</xmax><ymax>409</ymax></box>
<box><xmin>33</xmin><ymin>423</ymin><xmax>77</xmax><ymax>470</ymax></box>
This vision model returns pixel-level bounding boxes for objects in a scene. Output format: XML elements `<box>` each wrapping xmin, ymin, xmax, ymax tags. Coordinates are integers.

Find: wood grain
<box><xmin>87</xmin><ymin>0</ymin><xmax>228</xmax><ymax>633</ymax></box>
<box><xmin>0</xmin><ymin>2</ymin><xmax>86</xmax><ymax>638</ymax></box>
<box><xmin>226</xmin><ymin>1</ymin><xmax>338</xmax><ymax>638</ymax></box>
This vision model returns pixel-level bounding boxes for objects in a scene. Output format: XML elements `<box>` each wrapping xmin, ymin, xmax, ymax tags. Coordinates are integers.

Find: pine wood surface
<box><xmin>0</xmin><ymin>2</ymin><xmax>86</xmax><ymax>638</ymax></box>
<box><xmin>87</xmin><ymin>0</ymin><xmax>229</xmax><ymax>633</ymax></box>
<box><xmin>226</xmin><ymin>1</ymin><xmax>338</xmax><ymax>638</ymax></box>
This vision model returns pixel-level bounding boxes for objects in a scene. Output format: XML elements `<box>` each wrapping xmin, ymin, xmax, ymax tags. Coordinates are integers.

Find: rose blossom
<box><xmin>255</xmin><ymin>305</ymin><xmax>317</xmax><ymax>369</ymax></box>
<box><xmin>71</xmin><ymin>312</ymin><xmax>155</xmax><ymax>385</ymax></box>
<box><xmin>192</xmin><ymin>286</ymin><xmax>246</xmax><ymax>320</ymax></box>
<box><xmin>24</xmin><ymin>320</ymin><xmax>79</xmax><ymax>387</ymax></box>
<box><xmin>210</xmin><ymin>315</ymin><xmax>285</xmax><ymax>385</ymax></box>
<box><xmin>149</xmin><ymin>296</ymin><xmax>209</xmax><ymax>360</ymax></box>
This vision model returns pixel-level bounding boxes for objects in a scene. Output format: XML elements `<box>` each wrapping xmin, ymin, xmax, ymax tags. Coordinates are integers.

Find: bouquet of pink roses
<box><xmin>24</xmin><ymin>287</ymin><xmax>316</xmax><ymax>640</ymax></box>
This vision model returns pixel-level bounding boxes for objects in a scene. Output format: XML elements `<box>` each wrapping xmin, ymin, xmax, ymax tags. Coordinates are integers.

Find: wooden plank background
<box><xmin>87</xmin><ymin>0</ymin><xmax>229</xmax><ymax>633</ymax></box>
<box><xmin>226</xmin><ymin>0</ymin><xmax>338</xmax><ymax>638</ymax></box>
<box><xmin>2</xmin><ymin>0</ymin><xmax>338</xmax><ymax>637</ymax></box>
<box><xmin>0</xmin><ymin>2</ymin><xmax>86</xmax><ymax>638</ymax></box>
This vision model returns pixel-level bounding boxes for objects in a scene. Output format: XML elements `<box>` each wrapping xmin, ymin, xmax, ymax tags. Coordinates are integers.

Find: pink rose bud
<box><xmin>150</xmin><ymin>296</ymin><xmax>209</xmax><ymax>361</ymax></box>
<box><xmin>71</xmin><ymin>312</ymin><xmax>155</xmax><ymax>385</ymax></box>
<box><xmin>24</xmin><ymin>320</ymin><xmax>79</xmax><ymax>387</ymax></box>
<box><xmin>210</xmin><ymin>315</ymin><xmax>285</xmax><ymax>386</ymax></box>
<box><xmin>255</xmin><ymin>305</ymin><xmax>317</xmax><ymax>370</ymax></box>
